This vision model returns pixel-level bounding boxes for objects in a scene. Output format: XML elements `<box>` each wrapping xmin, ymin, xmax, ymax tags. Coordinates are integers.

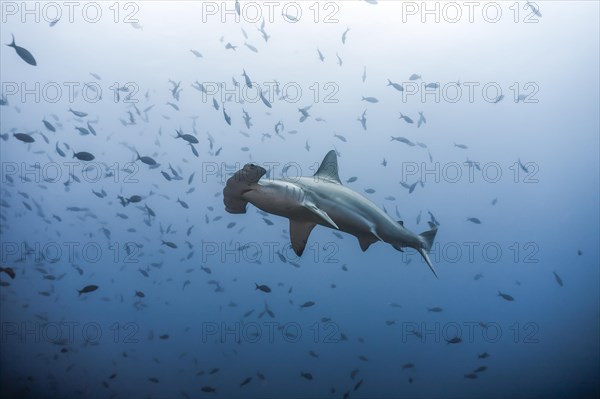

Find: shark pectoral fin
<box><xmin>357</xmin><ymin>235</ymin><xmax>378</xmax><ymax>252</ymax></box>
<box><xmin>304</xmin><ymin>203</ymin><xmax>338</xmax><ymax>229</ymax></box>
<box><xmin>290</xmin><ymin>220</ymin><xmax>317</xmax><ymax>256</ymax></box>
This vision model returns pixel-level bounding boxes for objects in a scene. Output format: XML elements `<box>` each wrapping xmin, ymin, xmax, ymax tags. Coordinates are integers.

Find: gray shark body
<box><xmin>223</xmin><ymin>150</ymin><xmax>439</xmax><ymax>277</ymax></box>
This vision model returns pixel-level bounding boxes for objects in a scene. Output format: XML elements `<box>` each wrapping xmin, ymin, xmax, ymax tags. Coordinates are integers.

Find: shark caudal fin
<box><xmin>223</xmin><ymin>163</ymin><xmax>266</xmax><ymax>214</ymax></box>
<box><xmin>418</xmin><ymin>222</ymin><xmax>439</xmax><ymax>278</ymax></box>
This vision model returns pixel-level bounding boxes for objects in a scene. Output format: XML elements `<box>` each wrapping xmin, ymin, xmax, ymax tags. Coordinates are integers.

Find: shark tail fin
<box><xmin>7</xmin><ymin>34</ymin><xmax>15</xmax><ymax>47</ymax></box>
<box><xmin>418</xmin><ymin>222</ymin><xmax>438</xmax><ymax>278</ymax></box>
<box><xmin>223</xmin><ymin>163</ymin><xmax>267</xmax><ymax>214</ymax></box>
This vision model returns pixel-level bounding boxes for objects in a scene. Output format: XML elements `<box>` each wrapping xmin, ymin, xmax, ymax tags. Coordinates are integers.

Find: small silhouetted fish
<box><xmin>159</xmin><ymin>334</ymin><xmax>169</xmax><ymax>339</ymax></box>
<box><xmin>364</xmin><ymin>188</ymin><xmax>375</xmax><ymax>194</ymax></box>
<box><xmin>69</xmin><ymin>108</ymin><xmax>88</xmax><ymax>117</ymax></box>
<box><xmin>177</xmin><ymin>198</ymin><xmax>189</xmax><ymax>209</ymax></box>
<box><xmin>399</xmin><ymin>113</ymin><xmax>413</xmax><ymax>124</ymax></box>
<box><xmin>0</xmin><ymin>267</ymin><xmax>16</xmax><ymax>279</ymax></box>
<box><xmin>553</xmin><ymin>271</ymin><xmax>563</xmax><ymax>287</ymax></box>
<box><xmin>14</xmin><ymin>133</ymin><xmax>34</xmax><ymax>143</ymax></box>
<box><xmin>474</xmin><ymin>366</ymin><xmax>487</xmax><ymax>373</ymax></box>
<box><xmin>387</xmin><ymin>79</ymin><xmax>404</xmax><ymax>91</ymax></box>
<box><xmin>175</xmin><ymin>129</ymin><xmax>199</xmax><ymax>144</ymax></box>
<box><xmin>149</xmin><ymin>377</ymin><xmax>159</xmax><ymax>383</ymax></box>
<box><xmin>300</xmin><ymin>301</ymin><xmax>315</xmax><ymax>309</ymax></box>
<box><xmin>7</xmin><ymin>34</ymin><xmax>36</xmax><ymax>66</ymax></box>
<box><xmin>73</xmin><ymin>151</ymin><xmax>95</xmax><ymax>161</ymax></box>
<box><xmin>491</xmin><ymin>197</ymin><xmax>498</xmax><ymax>205</ymax></box>
<box><xmin>137</xmin><ymin>152</ymin><xmax>157</xmax><ymax>165</ymax></box>
<box><xmin>464</xmin><ymin>373</ymin><xmax>477</xmax><ymax>379</ymax></box>
<box><xmin>244</xmin><ymin>42</ymin><xmax>258</xmax><ymax>52</ymax></box>
<box><xmin>409</xmin><ymin>74</ymin><xmax>421</xmax><ymax>80</ymax></box>
<box><xmin>259</xmin><ymin>92</ymin><xmax>272</xmax><ymax>108</ymax></box>
<box><xmin>361</xmin><ymin>96</ymin><xmax>378</xmax><ymax>103</ymax></box>
<box><xmin>300</xmin><ymin>372</ymin><xmax>313</xmax><ymax>380</ymax></box>
<box><xmin>223</xmin><ymin>107</ymin><xmax>232</xmax><ymax>125</ymax></box>
<box><xmin>189</xmin><ymin>143</ymin><xmax>199</xmax><ymax>157</ymax></box>
<box><xmin>466</xmin><ymin>217</ymin><xmax>481</xmax><ymax>224</ymax></box>
<box><xmin>391</xmin><ymin>136</ymin><xmax>415</xmax><ymax>146</ymax></box>
<box><xmin>263</xmin><ymin>218</ymin><xmax>273</xmax><ymax>226</ymax></box>
<box><xmin>78</xmin><ymin>285</ymin><xmax>98</xmax><ymax>296</ymax></box>
<box><xmin>334</xmin><ymin>133</ymin><xmax>347</xmax><ymax>142</ymax></box>
<box><xmin>354</xmin><ymin>379</ymin><xmax>363</xmax><ymax>391</ymax></box>
<box><xmin>402</xmin><ymin>363</ymin><xmax>414</xmax><ymax>370</ymax></box>
<box><xmin>478</xmin><ymin>352</ymin><xmax>490</xmax><ymax>359</ymax></box>
<box><xmin>75</xmin><ymin>126</ymin><xmax>90</xmax><ymax>135</ymax></box>
<box><xmin>446</xmin><ymin>337</ymin><xmax>462</xmax><ymax>344</ymax></box>
<box><xmin>240</xmin><ymin>377</ymin><xmax>252</xmax><ymax>387</ymax></box>
<box><xmin>135</xmin><ymin>290</ymin><xmax>145</xmax><ymax>298</ymax></box>
<box><xmin>498</xmin><ymin>291</ymin><xmax>514</xmax><ymax>301</ymax></box>
<box><xmin>190</xmin><ymin>49</ymin><xmax>202</xmax><ymax>57</ymax></box>
<box><xmin>201</xmin><ymin>386</ymin><xmax>216</xmax><ymax>393</ymax></box>
<box><xmin>474</xmin><ymin>273</ymin><xmax>483</xmax><ymax>281</ymax></box>
<box><xmin>347</xmin><ymin>176</ymin><xmax>357</xmax><ymax>183</ymax></box>
<box><xmin>43</xmin><ymin>119</ymin><xmax>56</xmax><ymax>132</ymax></box>
<box><xmin>428</xmin><ymin>307</ymin><xmax>443</xmax><ymax>312</ymax></box>
<box><xmin>454</xmin><ymin>143</ymin><xmax>468</xmax><ymax>149</ymax></box>
<box><xmin>56</xmin><ymin>143</ymin><xmax>66</xmax><ymax>157</ymax></box>
<box><xmin>161</xmin><ymin>240</ymin><xmax>177</xmax><ymax>249</ymax></box>
<box><xmin>255</xmin><ymin>283</ymin><xmax>271</xmax><ymax>293</ymax></box>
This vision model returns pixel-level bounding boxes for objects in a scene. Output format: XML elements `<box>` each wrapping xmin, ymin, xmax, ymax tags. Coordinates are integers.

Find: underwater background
<box><xmin>0</xmin><ymin>1</ymin><xmax>599</xmax><ymax>398</ymax></box>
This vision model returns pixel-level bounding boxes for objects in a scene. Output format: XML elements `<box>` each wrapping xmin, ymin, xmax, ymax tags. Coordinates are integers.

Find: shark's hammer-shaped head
<box><xmin>223</xmin><ymin>163</ymin><xmax>267</xmax><ymax>214</ymax></box>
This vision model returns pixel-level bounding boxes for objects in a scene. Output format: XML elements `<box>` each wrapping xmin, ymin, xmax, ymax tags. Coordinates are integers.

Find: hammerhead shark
<box><xmin>223</xmin><ymin>150</ymin><xmax>439</xmax><ymax>277</ymax></box>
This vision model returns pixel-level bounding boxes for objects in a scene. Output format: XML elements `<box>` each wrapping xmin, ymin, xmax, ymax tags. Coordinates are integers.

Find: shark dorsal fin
<box><xmin>314</xmin><ymin>150</ymin><xmax>341</xmax><ymax>184</ymax></box>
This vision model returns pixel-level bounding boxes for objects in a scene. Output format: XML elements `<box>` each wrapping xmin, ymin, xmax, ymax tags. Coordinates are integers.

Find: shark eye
<box><xmin>249</xmin><ymin>164</ymin><xmax>256</xmax><ymax>169</ymax></box>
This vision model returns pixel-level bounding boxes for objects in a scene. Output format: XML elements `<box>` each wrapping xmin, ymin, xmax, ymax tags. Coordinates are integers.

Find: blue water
<box><xmin>1</xmin><ymin>1</ymin><xmax>599</xmax><ymax>398</ymax></box>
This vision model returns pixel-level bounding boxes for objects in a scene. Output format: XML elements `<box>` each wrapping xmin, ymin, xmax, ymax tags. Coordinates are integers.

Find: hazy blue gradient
<box><xmin>0</xmin><ymin>1</ymin><xmax>598</xmax><ymax>398</ymax></box>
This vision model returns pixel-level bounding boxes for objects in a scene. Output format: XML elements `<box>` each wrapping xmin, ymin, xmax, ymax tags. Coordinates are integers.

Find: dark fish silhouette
<box><xmin>78</xmin><ymin>284</ymin><xmax>98</xmax><ymax>295</ymax></box>
<box><xmin>7</xmin><ymin>34</ymin><xmax>36</xmax><ymax>66</ymax></box>
<box><xmin>553</xmin><ymin>271</ymin><xmax>563</xmax><ymax>287</ymax></box>
<box><xmin>73</xmin><ymin>151</ymin><xmax>95</xmax><ymax>161</ymax></box>
<box><xmin>14</xmin><ymin>133</ymin><xmax>34</xmax><ymax>143</ymax></box>
<box><xmin>300</xmin><ymin>372</ymin><xmax>313</xmax><ymax>380</ymax></box>
<box><xmin>498</xmin><ymin>291</ymin><xmax>514</xmax><ymax>301</ymax></box>
<box><xmin>255</xmin><ymin>283</ymin><xmax>271</xmax><ymax>293</ymax></box>
<box><xmin>300</xmin><ymin>301</ymin><xmax>315</xmax><ymax>309</ymax></box>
